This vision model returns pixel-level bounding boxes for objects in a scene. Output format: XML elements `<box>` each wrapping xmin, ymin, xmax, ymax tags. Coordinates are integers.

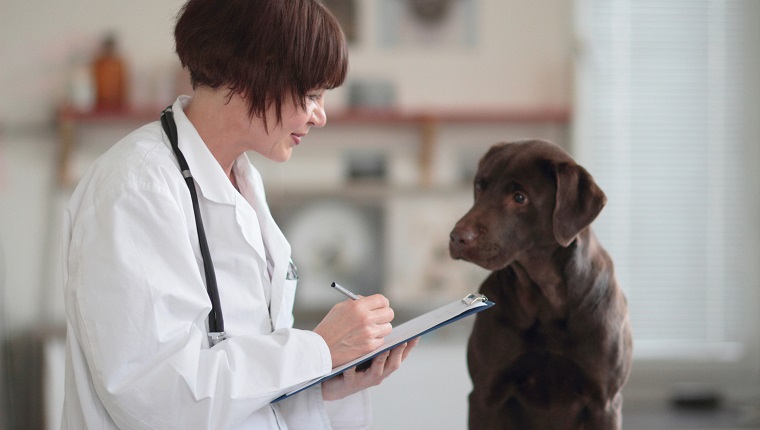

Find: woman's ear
<box><xmin>552</xmin><ymin>162</ymin><xmax>607</xmax><ymax>247</ymax></box>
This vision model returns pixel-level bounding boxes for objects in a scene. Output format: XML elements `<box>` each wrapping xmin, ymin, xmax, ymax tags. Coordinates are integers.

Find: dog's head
<box><xmin>449</xmin><ymin>140</ymin><xmax>606</xmax><ymax>271</ymax></box>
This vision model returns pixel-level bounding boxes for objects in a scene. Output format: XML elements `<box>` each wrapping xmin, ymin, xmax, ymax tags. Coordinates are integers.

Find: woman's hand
<box><xmin>314</xmin><ymin>294</ymin><xmax>395</xmax><ymax>368</ymax></box>
<box><xmin>321</xmin><ymin>338</ymin><xmax>420</xmax><ymax>401</ymax></box>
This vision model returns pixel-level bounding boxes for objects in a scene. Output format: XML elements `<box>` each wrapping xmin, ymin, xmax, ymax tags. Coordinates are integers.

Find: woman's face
<box><xmin>244</xmin><ymin>89</ymin><xmax>328</xmax><ymax>162</ymax></box>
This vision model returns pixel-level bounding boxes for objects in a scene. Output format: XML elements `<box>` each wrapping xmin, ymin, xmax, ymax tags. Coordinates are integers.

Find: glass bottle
<box><xmin>92</xmin><ymin>34</ymin><xmax>127</xmax><ymax>110</ymax></box>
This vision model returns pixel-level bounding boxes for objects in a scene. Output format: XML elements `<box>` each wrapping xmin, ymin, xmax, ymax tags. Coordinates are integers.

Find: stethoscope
<box><xmin>160</xmin><ymin>106</ymin><xmax>227</xmax><ymax>347</ymax></box>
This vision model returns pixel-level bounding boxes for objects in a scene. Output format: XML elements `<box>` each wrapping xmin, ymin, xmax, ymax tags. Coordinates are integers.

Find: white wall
<box><xmin>343</xmin><ymin>0</ymin><xmax>573</xmax><ymax>109</ymax></box>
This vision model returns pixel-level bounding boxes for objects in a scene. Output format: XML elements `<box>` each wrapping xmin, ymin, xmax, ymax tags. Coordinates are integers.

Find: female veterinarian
<box><xmin>60</xmin><ymin>0</ymin><xmax>417</xmax><ymax>428</ymax></box>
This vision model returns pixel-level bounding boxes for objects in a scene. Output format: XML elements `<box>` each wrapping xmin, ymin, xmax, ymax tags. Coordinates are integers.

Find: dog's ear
<box><xmin>553</xmin><ymin>162</ymin><xmax>607</xmax><ymax>247</ymax></box>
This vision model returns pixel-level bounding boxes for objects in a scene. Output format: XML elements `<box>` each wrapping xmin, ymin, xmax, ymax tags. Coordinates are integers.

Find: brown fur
<box><xmin>449</xmin><ymin>140</ymin><xmax>632</xmax><ymax>429</ymax></box>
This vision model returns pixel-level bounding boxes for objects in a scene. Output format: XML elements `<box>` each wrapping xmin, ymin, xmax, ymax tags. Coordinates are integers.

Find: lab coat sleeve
<box><xmin>324</xmin><ymin>391</ymin><xmax>373</xmax><ymax>429</ymax></box>
<box><xmin>65</xmin><ymin>176</ymin><xmax>333</xmax><ymax>429</ymax></box>
<box><xmin>276</xmin><ymin>385</ymin><xmax>372</xmax><ymax>430</ymax></box>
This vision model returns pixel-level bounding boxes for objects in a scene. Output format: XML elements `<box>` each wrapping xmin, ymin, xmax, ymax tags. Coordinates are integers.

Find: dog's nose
<box><xmin>450</xmin><ymin>226</ymin><xmax>477</xmax><ymax>246</ymax></box>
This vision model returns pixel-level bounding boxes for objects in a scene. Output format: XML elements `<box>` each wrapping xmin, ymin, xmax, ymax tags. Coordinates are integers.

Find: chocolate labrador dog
<box><xmin>449</xmin><ymin>140</ymin><xmax>632</xmax><ymax>429</ymax></box>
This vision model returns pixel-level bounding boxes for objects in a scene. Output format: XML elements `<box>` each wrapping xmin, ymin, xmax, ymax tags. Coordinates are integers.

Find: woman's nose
<box><xmin>309</xmin><ymin>103</ymin><xmax>327</xmax><ymax>128</ymax></box>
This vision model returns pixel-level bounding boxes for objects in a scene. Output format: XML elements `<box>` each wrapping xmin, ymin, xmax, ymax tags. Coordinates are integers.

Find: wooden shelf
<box><xmin>56</xmin><ymin>104</ymin><xmax>570</xmax><ymax>187</ymax></box>
<box><xmin>327</xmin><ymin>106</ymin><xmax>571</xmax><ymax>124</ymax></box>
<box><xmin>57</xmin><ymin>105</ymin><xmax>165</xmax><ymax>123</ymax></box>
<box><xmin>58</xmin><ymin>104</ymin><xmax>570</xmax><ymax>124</ymax></box>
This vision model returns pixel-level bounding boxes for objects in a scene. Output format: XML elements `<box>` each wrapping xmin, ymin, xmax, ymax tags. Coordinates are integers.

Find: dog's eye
<box><xmin>513</xmin><ymin>193</ymin><xmax>528</xmax><ymax>204</ymax></box>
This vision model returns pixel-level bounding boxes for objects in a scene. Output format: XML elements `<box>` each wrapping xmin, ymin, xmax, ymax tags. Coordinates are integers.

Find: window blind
<box><xmin>573</xmin><ymin>0</ymin><xmax>754</xmax><ymax>361</ymax></box>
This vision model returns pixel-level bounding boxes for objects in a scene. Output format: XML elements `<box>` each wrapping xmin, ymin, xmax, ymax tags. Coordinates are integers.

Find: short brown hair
<box><xmin>174</xmin><ymin>0</ymin><xmax>348</xmax><ymax>125</ymax></box>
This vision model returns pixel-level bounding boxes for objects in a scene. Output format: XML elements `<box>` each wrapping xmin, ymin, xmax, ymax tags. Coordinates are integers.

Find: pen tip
<box><xmin>330</xmin><ymin>282</ymin><xmax>337</xmax><ymax>287</ymax></box>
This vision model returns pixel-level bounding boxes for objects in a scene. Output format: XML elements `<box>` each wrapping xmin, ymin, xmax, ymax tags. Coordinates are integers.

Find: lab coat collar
<box><xmin>170</xmin><ymin>96</ymin><xmax>238</xmax><ymax>206</ymax></box>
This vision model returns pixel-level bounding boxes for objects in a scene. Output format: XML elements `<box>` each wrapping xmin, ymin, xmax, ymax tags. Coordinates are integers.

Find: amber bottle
<box><xmin>92</xmin><ymin>34</ymin><xmax>127</xmax><ymax>110</ymax></box>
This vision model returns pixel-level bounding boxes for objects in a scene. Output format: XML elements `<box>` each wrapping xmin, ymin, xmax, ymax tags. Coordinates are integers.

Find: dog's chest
<box><xmin>475</xmin><ymin>273</ymin><xmax>607</xmax><ymax>402</ymax></box>
<box><xmin>477</xmin><ymin>270</ymin><xmax>597</xmax><ymax>369</ymax></box>
<box><xmin>484</xmin><ymin>269</ymin><xmax>570</xmax><ymax>333</ymax></box>
<box><xmin>521</xmin><ymin>316</ymin><xmax>572</xmax><ymax>350</ymax></box>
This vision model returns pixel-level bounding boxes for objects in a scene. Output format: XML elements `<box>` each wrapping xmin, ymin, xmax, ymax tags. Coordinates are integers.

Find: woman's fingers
<box><xmin>321</xmin><ymin>340</ymin><xmax>420</xmax><ymax>401</ymax></box>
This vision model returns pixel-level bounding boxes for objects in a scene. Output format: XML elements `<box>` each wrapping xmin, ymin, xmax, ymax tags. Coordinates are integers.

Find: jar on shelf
<box><xmin>92</xmin><ymin>34</ymin><xmax>127</xmax><ymax>110</ymax></box>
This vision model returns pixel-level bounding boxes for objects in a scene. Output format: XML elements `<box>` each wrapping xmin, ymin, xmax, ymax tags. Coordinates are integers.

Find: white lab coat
<box><xmin>61</xmin><ymin>96</ymin><xmax>372</xmax><ymax>429</ymax></box>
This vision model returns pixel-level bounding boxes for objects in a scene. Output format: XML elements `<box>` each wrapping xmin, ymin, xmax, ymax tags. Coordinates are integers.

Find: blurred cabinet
<box><xmin>4</xmin><ymin>326</ymin><xmax>65</xmax><ymax>430</ymax></box>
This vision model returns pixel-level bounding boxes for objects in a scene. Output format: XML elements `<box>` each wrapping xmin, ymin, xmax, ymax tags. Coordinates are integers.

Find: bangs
<box><xmin>291</xmin><ymin>2</ymin><xmax>349</xmax><ymax>101</ymax></box>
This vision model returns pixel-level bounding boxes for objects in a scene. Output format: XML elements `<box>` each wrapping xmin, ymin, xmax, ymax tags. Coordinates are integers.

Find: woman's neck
<box><xmin>183</xmin><ymin>88</ymin><xmax>244</xmax><ymax>181</ymax></box>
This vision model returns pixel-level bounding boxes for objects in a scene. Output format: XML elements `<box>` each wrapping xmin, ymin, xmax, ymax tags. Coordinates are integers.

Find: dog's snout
<box><xmin>450</xmin><ymin>225</ymin><xmax>477</xmax><ymax>246</ymax></box>
<box><xmin>449</xmin><ymin>223</ymin><xmax>480</xmax><ymax>261</ymax></box>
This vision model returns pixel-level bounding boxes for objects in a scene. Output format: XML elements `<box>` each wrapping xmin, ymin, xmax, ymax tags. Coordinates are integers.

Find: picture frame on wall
<box><xmin>378</xmin><ymin>0</ymin><xmax>477</xmax><ymax>48</ymax></box>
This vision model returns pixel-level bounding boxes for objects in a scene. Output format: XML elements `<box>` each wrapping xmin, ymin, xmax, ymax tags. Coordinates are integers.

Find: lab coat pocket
<box><xmin>275</xmin><ymin>278</ymin><xmax>297</xmax><ymax>329</ymax></box>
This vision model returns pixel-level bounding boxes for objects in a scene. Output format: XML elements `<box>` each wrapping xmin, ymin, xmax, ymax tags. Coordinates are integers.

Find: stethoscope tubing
<box><xmin>160</xmin><ymin>106</ymin><xmax>226</xmax><ymax>342</ymax></box>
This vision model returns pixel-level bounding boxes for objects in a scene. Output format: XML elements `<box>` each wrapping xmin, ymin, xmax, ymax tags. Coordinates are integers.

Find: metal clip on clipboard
<box><xmin>462</xmin><ymin>293</ymin><xmax>489</xmax><ymax>305</ymax></box>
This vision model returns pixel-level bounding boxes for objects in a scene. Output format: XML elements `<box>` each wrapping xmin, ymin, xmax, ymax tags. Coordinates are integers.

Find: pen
<box><xmin>331</xmin><ymin>282</ymin><xmax>359</xmax><ymax>300</ymax></box>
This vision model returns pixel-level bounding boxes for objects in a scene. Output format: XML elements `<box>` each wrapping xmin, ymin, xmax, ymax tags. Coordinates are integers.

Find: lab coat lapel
<box><xmin>252</xmin><ymin>189</ymin><xmax>293</xmax><ymax>330</ymax></box>
<box><xmin>233</xmin><ymin>156</ymin><xmax>294</xmax><ymax>330</ymax></box>
<box><xmin>265</xmin><ymin>226</ymin><xmax>293</xmax><ymax>330</ymax></box>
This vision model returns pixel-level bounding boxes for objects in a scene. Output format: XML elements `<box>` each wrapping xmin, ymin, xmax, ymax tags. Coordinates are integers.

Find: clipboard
<box><xmin>272</xmin><ymin>293</ymin><xmax>495</xmax><ymax>402</ymax></box>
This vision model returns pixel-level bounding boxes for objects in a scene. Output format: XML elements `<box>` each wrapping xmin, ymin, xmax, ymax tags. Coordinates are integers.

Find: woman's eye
<box><xmin>513</xmin><ymin>193</ymin><xmax>527</xmax><ymax>204</ymax></box>
<box><xmin>307</xmin><ymin>92</ymin><xmax>324</xmax><ymax>103</ymax></box>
